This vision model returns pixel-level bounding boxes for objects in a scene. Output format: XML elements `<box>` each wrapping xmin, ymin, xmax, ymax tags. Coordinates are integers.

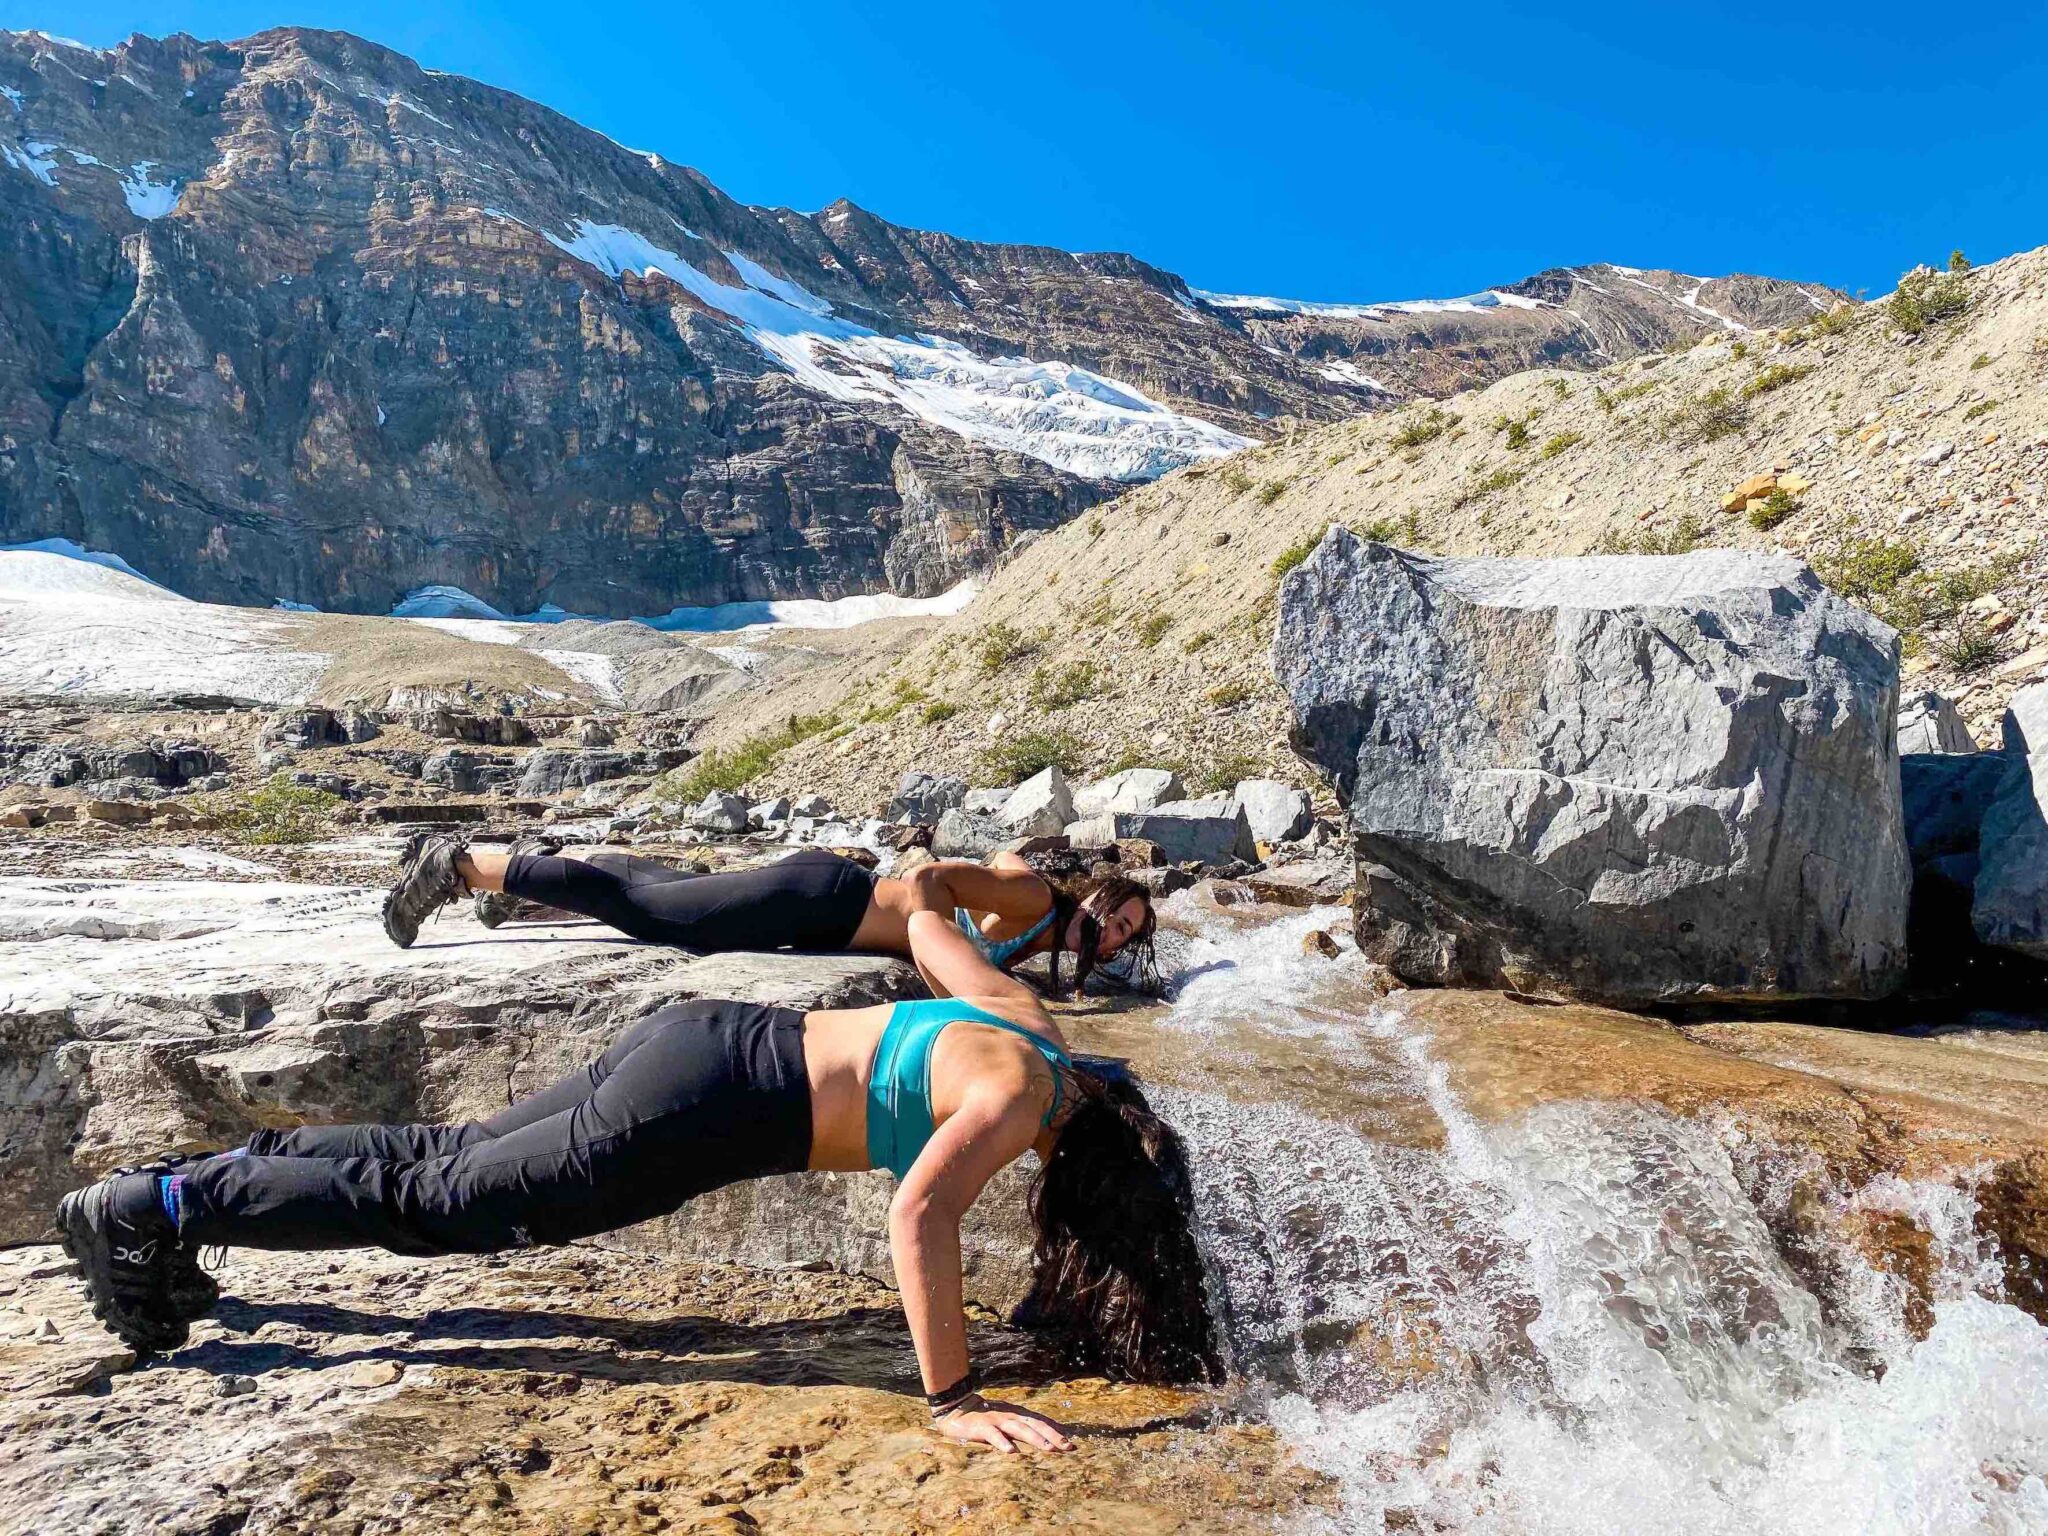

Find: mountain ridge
<box><xmin>1</xmin><ymin>24</ymin><xmax>1845</xmax><ymax>616</ymax></box>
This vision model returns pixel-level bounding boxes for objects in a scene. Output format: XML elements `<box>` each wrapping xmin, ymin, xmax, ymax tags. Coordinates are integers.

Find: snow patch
<box><xmin>22</xmin><ymin>32</ymin><xmax>102</xmax><ymax>54</ymax></box>
<box><xmin>1195</xmin><ymin>287</ymin><xmax>1552</xmax><ymax>319</ymax></box>
<box><xmin>531</xmin><ymin>216</ymin><xmax>1246</xmax><ymax>481</ymax></box>
<box><xmin>1317</xmin><ymin>359</ymin><xmax>1394</xmax><ymax>392</ymax></box>
<box><xmin>1</xmin><ymin>86</ymin><xmax>22</xmax><ymax>111</ymax></box>
<box><xmin>639</xmin><ymin>578</ymin><xmax>980</xmax><ymax>634</ymax></box>
<box><xmin>2</xmin><ymin>139</ymin><xmax>58</xmax><ymax>185</ymax></box>
<box><xmin>0</xmin><ymin>538</ymin><xmax>167</xmax><ymax>592</ymax></box>
<box><xmin>119</xmin><ymin>161</ymin><xmax>179</xmax><ymax>219</ymax></box>
<box><xmin>535</xmin><ymin>649</ymin><xmax>622</xmax><ymax>702</ymax></box>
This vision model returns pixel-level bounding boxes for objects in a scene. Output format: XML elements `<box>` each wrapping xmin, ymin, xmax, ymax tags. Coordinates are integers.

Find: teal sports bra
<box><xmin>953</xmin><ymin>905</ymin><xmax>1055</xmax><ymax>968</ymax></box>
<box><xmin>866</xmin><ymin>998</ymin><xmax>1072</xmax><ymax>1180</ymax></box>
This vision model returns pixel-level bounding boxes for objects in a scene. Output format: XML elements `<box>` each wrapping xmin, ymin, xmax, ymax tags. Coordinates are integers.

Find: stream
<box><xmin>1149</xmin><ymin>901</ymin><xmax>2048</xmax><ymax>1534</ymax></box>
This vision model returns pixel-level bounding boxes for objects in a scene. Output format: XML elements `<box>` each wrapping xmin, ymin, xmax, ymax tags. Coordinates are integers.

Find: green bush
<box><xmin>1391</xmin><ymin>406</ymin><xmax>1454</xmax><ymax>448</ymax></box>
<box><xmin>1930</xmin><ymin>612</ymin><xmax>2010</xmax><ymax>674</ymax></box>
<box><xmin>1747</xmin><ymin>488</ymin><xmax>1799</xmax><ymax>531</ymax></box>
<box><xmin>1887</xmin><ymin>267</ymin><xmax>1969</xmax><ymax>336</ymax></box>
<box><xmin>1970</xmin><ymin>352</ymin><xmax>1994</xmax><ymax>370</ymax></box>
<box><xmin>1812</xmin><ymin>537</ymin><xmax>1921</xmax><ymax>606</ymax></box>
<box><xmin>1949</xmin><ymin>250</ymin><xmax>1972</xmax><ymax>273</ymax></box>
<box><xmin>227</xmin><ymin>775</ymin><xmax>342</xmax><ymax>846</ymax></box>
<box><xmin>974</xmin><ymin>621</ymin><xmax>1035</xmax><ymax>675</ymax></box>
<box><xmin>1539</xmin><ymin>431</ymin><xmax>1583</xmax><ymax>459</ymax></box>
<box><xmin>1741</xmin><ymin>362</ymin><xmax>1813</xmax><ymax>400</ymax></box>
<box><xmin>1135</xmin><ymin>610</ymin><xmax>1173</xmax><ymax>648</ymax></box>
<box><xmin>1270</xmin><ymin>523</ymin><xmax>1331</xmax><ymax>579</ymax></box>
<box><xmin>657</xmin><ymin>714</ymin><xmax>834</xmax><ymax>804</ymax></box>
<box><xmin>1183</xmin><ymin>628</ymin><xmax>1214</xmax><ymax>653</ymax></box>
<box><xmin>1666</xmin><ymin>386</ymin><xmax>1748</xmax><ymax>444</ymax></box>
<box><xmin>978</xmin><ymin>727</ymin><xmax>1083</xmax><ymax>785</ymax></box>
<box><xmin>1256</xmin><ymin>478</ymin><xmax>1293</xmax><ymax>505</ymax></box>
<box><xmin>1205</xmin><ymin>679</ymin><xmax>1252</xmax><ymax>708</ymax></box>
<box><xmin>1497</xmin><ymin>414</ymin><xmax>1533</xmax><ymax>450</ymax></box>
<box><xmin>1194</xmin><ymin>753</ymin><xmax>1262</xmax><ymax>796</ymax></box>
<box><xmin>1221</xmin><ymin>464</ymin><xmax>1256</xmax><ymax>496</ymax></box>
<box><xmin>1963</xmin><ymin>399</ymin><xmax>1997</xmax><ymax>422</ymax></box>
<box><xmin>1029</xmin><ymin>659</ymin><xmax>1103</xmax><ymax>710</ymax></box>
<box><xmin>1597</xmin><ymin>512</ymin><xmax>1707</xmax><ymax>556</ymax></box>
<box><xmin>920</xmin><ymin>700</ymin><xmax>958</xmax><ymax>724</ymax></box>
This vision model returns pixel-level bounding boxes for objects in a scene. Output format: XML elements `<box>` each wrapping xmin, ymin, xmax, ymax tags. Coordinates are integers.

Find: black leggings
<box><xmin>178</xmin><ymin>1000</ymin><xmax>812</xmax><ymax>1256</ymax></box>
<box><xmin>506</xmin><ymin>847</ymin><xmax>876</xmax><ymax>951</ymax></box>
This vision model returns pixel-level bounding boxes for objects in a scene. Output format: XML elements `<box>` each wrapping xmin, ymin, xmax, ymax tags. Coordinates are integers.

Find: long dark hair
<box><xmin>1018</xmin><ymin>1067</ymin><xmax>1222</xmax><ymax>1384</ymax></box>
<box><xmin>1045</xmin><ymin>875</ymin><xmax>1159</xmax><ymax>998</ymax></box>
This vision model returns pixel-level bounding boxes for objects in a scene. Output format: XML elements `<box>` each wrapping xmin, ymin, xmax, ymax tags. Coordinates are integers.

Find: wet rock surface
<box><xmin>1275</xmin><ymin>533</ymin><xmax>1910</xmax><ymax>1005</ymax></box>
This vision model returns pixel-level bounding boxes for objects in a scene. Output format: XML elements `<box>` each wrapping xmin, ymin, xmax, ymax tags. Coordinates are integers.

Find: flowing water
<box><xmin>1149</xmin><ymin>902</ymin><xmax>2048</xmax><ymax>1534</ymax></box>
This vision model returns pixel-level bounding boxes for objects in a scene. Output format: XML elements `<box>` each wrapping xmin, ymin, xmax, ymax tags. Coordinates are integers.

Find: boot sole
<box><xmin>55</xmin><ymin>1185</ymin><xmax>189</xmax><ymax>1355</ymax></box>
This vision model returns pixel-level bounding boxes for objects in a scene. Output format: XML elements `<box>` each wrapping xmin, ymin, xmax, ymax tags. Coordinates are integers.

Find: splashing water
<box><xmin>1151</xmin><ymin>899</ymin><xmax>2048</xmax><ymax>1534</ymax></box>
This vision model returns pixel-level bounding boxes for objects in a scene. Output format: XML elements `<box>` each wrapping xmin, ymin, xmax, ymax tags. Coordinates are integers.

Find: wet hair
<box><xmin>1017</xmin><ymin>1067</ymin><xmax>1222</xmax><ymax>1384</ymax></box>
<box><xmin>1045</xmin><ymin>876</ymin><xmax>1158</xmax><ymax>998</ymax></box>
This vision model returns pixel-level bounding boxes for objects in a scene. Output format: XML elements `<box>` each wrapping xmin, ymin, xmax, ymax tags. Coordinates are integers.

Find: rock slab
<box><xmin>1974</xmin><ymin>753</ymin><xmax>2048</xmax><ymax>959</ymax></box>
<box><xmin>1274</xmin><ymin>533</ymin><xmax>1910</xmax><ymax>1004</ymax></box>
<box><xmin>1897</xmin><ymin>690</ymin><xmax>1976</xmax><ymax>754</ymax></box>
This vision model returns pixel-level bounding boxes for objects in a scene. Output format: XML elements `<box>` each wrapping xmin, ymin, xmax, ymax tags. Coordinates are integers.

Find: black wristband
<box><xmin>925</xmin><ymin>1371</ymin><xmax>978</xmax><ymax>1413</ymax></box>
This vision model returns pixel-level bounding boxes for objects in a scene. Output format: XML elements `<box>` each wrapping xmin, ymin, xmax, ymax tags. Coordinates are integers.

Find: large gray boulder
<box><xmin>1897</xmin><ymin>690</ymin><xmax>1976</xmax><ymax>754</ymax></box>
<box><xmin>888</xmin><ymin>771</ymin><xmax>967</xmax><ymax>826</ymax></box>
<box><xmin>688</xmin><ymin>790</ymin><xmax>749</xmax><ymax>833</ymax></box>
<box><xmin>997</xmin><ymin>766</ymin><xmax>1074</xmax><ymax>837</ymax></box>
<box><xmin>1274</xmin><ymin>532</ymin><xmax>1909</xmax><ymax>1004</ymax></box>
<box><xmin>1067</xmin><ymin>803</ymin><xmax>1257</xmax><ymax>867</ymax></box>
<box><xmin>2004</xmin><ymin>681</ymin><xmax>2048</xmax><ymax>755</ymax></box>
<box><xmin>1232</xmin><ymin>779</ymin><xmax>1313</xmax><ymax>844</ymax></box>
<box><xmin>933</xmin><ymin>806</ymin><xmax>1005</xmax><ymax>859</ymax></box>
<box><xmin>1973</xmin><ymin>753</ymin><xmax>2048</xmax><ymax>959</ymax></box>
<box><xmin>1072</xmin><ymin>767</ymin><xmax>1184</xmax><ymax>817</ymax></box>
<box><xmin>1901</xmin><ymin>752</ymin><xmax>2017</xmax><ymax>893</ymax></box>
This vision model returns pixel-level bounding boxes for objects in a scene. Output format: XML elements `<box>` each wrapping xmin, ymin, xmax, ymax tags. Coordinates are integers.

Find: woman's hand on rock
<box><xmin>933</xmin><ymin>1399</ymin><xmax>1075</xmax><ymax>1453</ymax></box>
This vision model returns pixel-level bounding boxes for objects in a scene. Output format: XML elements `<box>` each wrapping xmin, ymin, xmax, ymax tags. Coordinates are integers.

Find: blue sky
<box><xmin>27</xmin><ymin>1</ymin><xmax>2047</xmax><ymax>302</ymax></box>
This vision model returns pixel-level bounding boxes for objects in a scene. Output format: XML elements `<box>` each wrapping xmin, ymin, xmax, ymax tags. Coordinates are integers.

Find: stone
<box><xmin>886</xmin><ymin>771</ymin><xmax>967</xmax><ymax>827</ymax></box>
<box><xmin>82</xmin><ymin>799</ymin><xmax>151</xmax><ymax>825</ymax></box>
<box><xmin>1244</xmin><ymin>860</ymin><xmax>1354</xmax><ymax>908</ymax></box>
<box><xmin>688</xmin><ymin>791</ymin><xmax>749</xmax><ymax>833</ymax></box>
<box><xmin>1902</xmin><ymin>753</ymin><xmax>2017</xmax><ymax>881</ymax></box>
<box><xmin>1897</xmin><ymin>690</ymin><xmax>1977</xmax><ymax>754</ymax></box>
<box><xmin>214</xmin><ymin>1374</ymin><xmax>259</xmax><ymax>1398</ymax></box>
<box><xmin>0</xmin><ymin>807</ymin><xmax>38</xmax><ymax>828</ymax></box>
<box><xmin>574</xmin><ymin>717</ymin><xmax>617</xmax><ymax>748</ymax></box>
<box><xmin>1083</xmin><ymin>805</ymin><xmax>1257</xmax><ymax>867</ymax></box>
<box><xmin>1302</xmin><ymin>928</ymin><xmax>1343</xmax><ymax>959</ymax></box>
<box><xmin>997</xmin><ymin>766</ymin><xmax>1075</xmax><ymax>837</ymax></box>
<box><xmin>1072</xmin><ymin>767</ymin><xmax>1185</xmax><ymax>818</ymax></box>
<box><xmin>343</xmin><ymin>1360</ymin><xmax>404</xmax><ymax>1389</ymax></box>
<box><xmin>421</xmin><ymin>748</ymin><xmax>519</xmax><ymax>795</ymax></box>
<box><xmin>963</xmin><ymin>787</ymin><xmax>1013</xmax><ymax>814</ymax></box>
<box><xmin>748</xmin><ymin>796</ymin><xmax>792</xmax><ymax>828</ymax></box>
<box><xmin>1231</xmin><ymin>779</ymin><xmax>1313</xmax><ymax>844</ymax></box>
<box><xmin>1274</xmin><ymin>531</ymin><xmax>1909</xmax><ymax>1005</ymax></box>
<box><xmin>1913</xmin><ymin>441</ymin><xmax>1955</xmax><ymax>466</ymax></box>
<box><xmin>877</xmin><ymin>823</ymin><xmax>933</xmax><ymax>852</ymax></box>
<box><xmin>2004</xmin><ymin>682</ymin><xmax>2048</xmax><ymax>755</ymax></box>
<box><xmin>931</xmin><ymin>806</ymin><xmax>1004</xmax><ymax>859</ymax></box>
<box><xmin>518</xmin><ymin>748</ymin><xmax>688</xmax><ymax>797</ymax></box>
<box><xmin>790</xmin><ymin>792</ymin><xmax>834</xmax><ymax>818</ymax></box>
<box><xmin>1973</xmin><ymin>753</ymin><xmax>2048</xmax><ymax>960</ymax></box>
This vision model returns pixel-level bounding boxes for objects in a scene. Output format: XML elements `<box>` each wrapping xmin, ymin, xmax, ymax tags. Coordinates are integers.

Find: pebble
<box><xmin>215</xmin><ymin>1374</ymin><xmax>259</xmax><ymax>1398</ymax></box>
<box><xmin>343</xmin><ymin>1359</ymin><xmax>404</xmax><ymax>1389</ymax></box>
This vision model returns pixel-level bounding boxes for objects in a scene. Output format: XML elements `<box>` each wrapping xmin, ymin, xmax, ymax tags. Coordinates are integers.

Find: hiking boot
<box><xmin>382</xmin><ymin>834</ymin><xmax>469</xmax><ymax>948</ymax></box>
<box><xmin>55</xmin><ymin>1171</ymin><xmax>190</xmax><ymax>1353</ymax></box>
<box><xmin>473</xmin><ymin>836</ymin><xmax>562</xmax><ymax>928</ymax></box>
<box><xmin>108</xmin><ymin>1154</ymin><xmax>224</xmax><ymax>1321</ymax></box>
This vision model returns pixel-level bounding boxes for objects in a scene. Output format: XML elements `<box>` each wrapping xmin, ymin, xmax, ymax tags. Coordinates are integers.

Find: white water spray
<box><xmin>1152</xmin><ymin>900</ymin><xmax>2048</xmax><ymax>1534</ymax></box>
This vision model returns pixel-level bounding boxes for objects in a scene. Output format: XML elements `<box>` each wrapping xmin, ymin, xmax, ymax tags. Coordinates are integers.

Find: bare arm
<box><xmin>910</xmin><ymin>858</ymin><xmax>1054</xmax><ymax>923</ymax></box>
<box><xmin>890</xmin><ymin>1086</ymin><xmax>1074</xmax><ymax>1453</ymax></box>
<box><xmin>901</xmin><ymin>883</ymin><xmax>1044</xmax><ymax>1007</ymax></box>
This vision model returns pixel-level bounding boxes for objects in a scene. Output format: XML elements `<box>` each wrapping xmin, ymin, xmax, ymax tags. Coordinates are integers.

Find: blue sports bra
<box><xmin>866</xmin><ymin>998</ymin><xmax>1072</xmax><ymax>1180</ymax></box>
<box><xmin>953</xmin><ymin>905</ymin><xmax>1055</xmax><ymax>968</ymax></box>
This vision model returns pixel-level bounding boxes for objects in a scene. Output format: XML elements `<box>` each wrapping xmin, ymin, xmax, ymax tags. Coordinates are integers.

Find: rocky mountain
<box><xmin>1</xmin><ymin>25</ymin><xmax>1842</xmax><ymax>617</ymax></box>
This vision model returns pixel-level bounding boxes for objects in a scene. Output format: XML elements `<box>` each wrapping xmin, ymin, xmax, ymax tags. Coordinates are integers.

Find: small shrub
<box><xmin>1450</xmin><ymin>466</ymin><xmax>1523</xmax><ymax>510</ymax></box>
<box><xmin>1221</xmin><ymin>464</ymin><xmax>1256</xmax><ymax>496</ymax></box>
<box><xmin>1812</xmin><ymin>537</ymin><xmax>1921</xmax><ymax>608</ymax></box>
<box><xmin>1887</xmin><ymin>267</ymin><xmax>1969</xmax><ymax>336</ymax></box>
<box><xmin>1930</xmin><ymin>612</ymin><xmax>2009</xmax><ymax>674</ymax></box>
<box><xmin>1741</xmin><ymin>362</ymin><xmax>1812</xmax><ymax>400</ymax></box>
<box><xmin>1963</xmin><ymin>399</ymin><xmax>1997</xmax><ymax>422</ymax></box>
<box><xmin>1809</xmin><ymin>305</ymin><xmax>1858</xmax><ymax>338</ymax></box>
<box><xmin>1205</xmin><ymin>679</ymin><xmax>1252</xmax><ymax>708</ymax></box>
<box><xmin>1540</xmin><ymin>431</ymin><xmax>1583</xmax><ymax>459</ymax></box>
<box><xmin>1597</xmin><ymin>512</ymin><xmax>1707</xmax><ymax>556</ymax></box>
<box><xmin>978</xmin><ymin>727</ymin><xmax>1083</xmax><ymax>785</ymax></box>
<box><xmin>1547</xmin><ymin>378</ymin><xmax>1569</xmax><ymax>398</ymax></box>
<box><xmin>1135</xmin><ymin>610</ymin><xmax>1173</xmax><ymax>648</ymax></box>
<box><xmin>1183</xmin><ymin>628</ymin><xmax>1214</xmax><ymax>653</ymax></box>
<box><xmin>1356</xmin><ymin>515</ymin><xmax>1402</xmax><ymax>542</ymax></box>
<box><xmin>1086</xmin><ymin>515</ymin><xmax>1104</xmax><ymax>538</ymax></box>
<box><xmin>1270</xmin><ymin>523</ymin><xmax>1331</xmax><ymax>579</ymax></box>
<box><xmin>1666</xmin><ymin>385</ymin><xmax>1748</xmax><ymax>444</ymax></box>
<box><xmin>975</xmin><ymin>621</ymin><xmax>1035</xmax><ymax>675</ymax></box>
<box><xmin>658</xmin><ymin>713</ymin><xmax>835</xmax><ymax>803</ymax></box>
<box><xmin>1391</xmin><ymin>406</ymin><xmax>1454</xmax><ymax>448</ymax></box>
<box><xmin>227</xmin><ymin>775</ymin><xmax>341</xmax><ymax>846</ymax></box>
<box><xmin>920</xmin><ymin>700</ymin><xmax>958</xmax><ymax>724</ymax></box>
<box><xmin>1747</xmin><ymin>487</ymin><xmax>1799</xmax><ymax>531</ymax></box>
<box><xmin>1195</xmin><ymin>753</ymin><xmax>1263</xmax><ymax>796</ymax></box>
<box><xmin>1949</xmin><ymin>249</ymin><xmax>1972</xmax><ymax>273</ymax></box>
<box><xmin>1029</xmin><ymin>659</ymin><xmax>1103</xmax><ymax>710</ymax></box>
<box><xmin>1731</xmin><ymin>340</ymin><xmax>1749</xmax><ymax>360</ymax></box>
<box><xmin>1495</xmin><ymin>413</ymin><xmax>1533</xmax><ymax>450</ymax></box>
<box><xmin>1970</xmin><ymin>352</ymin><xmax>1994</xmax><ymax>370</ymax></box>
<box><xmin>1257</xmin><ymin>478</ymin><xmax>1293</xmax><ymax>505</ymax></box>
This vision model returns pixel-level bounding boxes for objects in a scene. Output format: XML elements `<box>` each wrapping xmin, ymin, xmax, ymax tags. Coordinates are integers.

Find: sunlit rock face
<box><xmin>1274</xmin><ymin>531</ymin><xmax>1910</xmax><ymax>1004</ymax></box>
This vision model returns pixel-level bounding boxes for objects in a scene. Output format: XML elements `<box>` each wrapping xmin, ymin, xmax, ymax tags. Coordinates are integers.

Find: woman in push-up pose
<box><xmin>381</xmin><ymin>835</ymin><xmax>1157</xmax><ymax>998</ymax></box>
<box><xmin>58</xmin><ymin>862</ymin><xmax>1215</xmax><ymax>1451</ymax></box>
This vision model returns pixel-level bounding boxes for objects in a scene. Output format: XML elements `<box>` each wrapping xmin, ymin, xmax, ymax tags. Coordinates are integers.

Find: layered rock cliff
<box><xmin>1</xmin><ymin>26</ymin><xmax>1840</xmax><ymax>616</ymax></box>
